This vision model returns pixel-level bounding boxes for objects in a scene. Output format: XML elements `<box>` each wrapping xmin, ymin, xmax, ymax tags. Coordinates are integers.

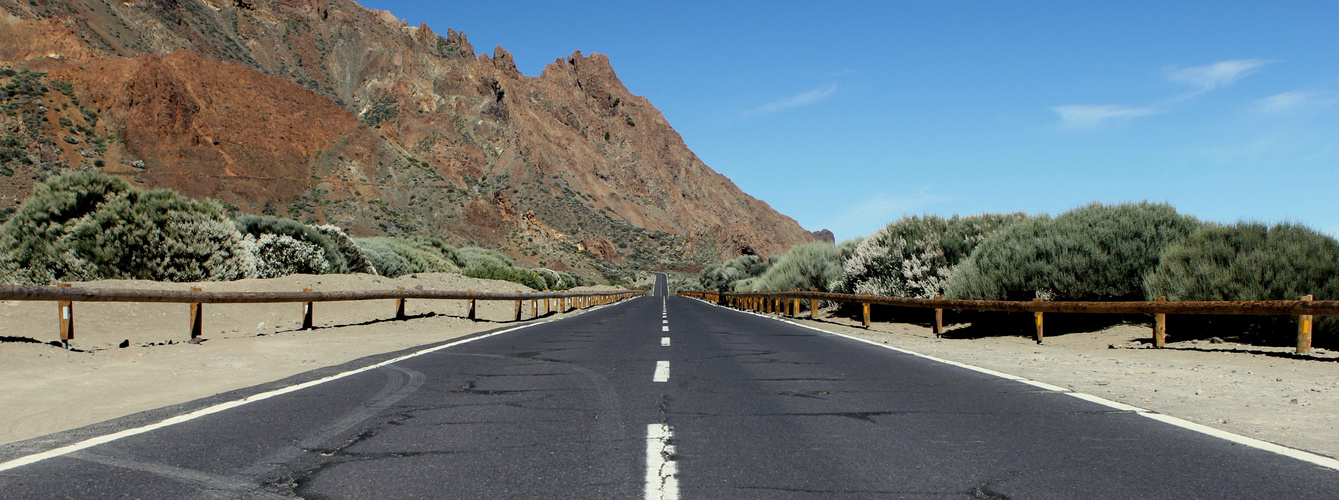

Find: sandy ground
<box><xmin>781</xmin><ymin>310</ymin><xmax>1339</xmax><ymax>460</ymax></box>
<box><xmin>0</xmin><ymin>273</ymin><xmax>627</xmax><ymax>446</ymax></box>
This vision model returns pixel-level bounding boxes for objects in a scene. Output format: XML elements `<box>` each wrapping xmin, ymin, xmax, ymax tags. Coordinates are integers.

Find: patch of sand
<box><xmin>786</xmin><ymin>312</ymin><xmax>1339</xmax><ymax>460</ymax></box>
<box><xmin>0</xmin><ymin>273</ymin><xmax>628</xmax><ymax>446</ymax></box>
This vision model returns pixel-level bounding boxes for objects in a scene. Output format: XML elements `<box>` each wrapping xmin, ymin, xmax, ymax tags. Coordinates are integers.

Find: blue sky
<box><xmin>360</xmin><ymin>1</ymin><xmax>1339</xmax><ymax>241</ymax></box>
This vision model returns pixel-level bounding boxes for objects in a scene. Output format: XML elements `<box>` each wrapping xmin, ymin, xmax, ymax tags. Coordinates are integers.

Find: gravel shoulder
<box><xmin>0</xmin><ymin>273</ymin><xmax>627</xmax><ymax>446</ymax></box>
<box><xmin>785</xmin><ymin>310</ymin><xmax>1339</xmax><ymax>460</ymax></box>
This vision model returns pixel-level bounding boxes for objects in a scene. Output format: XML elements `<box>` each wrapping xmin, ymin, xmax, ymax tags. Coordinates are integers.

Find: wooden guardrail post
<box><xmin>57</xmin><ymin>283</ymin><xmax>73</xmax><ymax>344</ymax></box>
<box><xmin>396</xmin><ymin>286</ymin><xmax>407</xmax><ymax>320</ymax></box>
<box><xmin>1153</xmin><ymin>296</ymin><xmax>1167</xmax><ymax>347</ymax></box>
<box><xmin>862</xmin><ymin>292</ymin><xmax>871</xmax><ymax>328</ymax></box>
<box><xmin>811</xmin><ymin>289</ymin><xmax>819</xmax><ymax>319</ymax></box>
<box><xmin>514</xmin><ymin>292</ymin><xmax>523</xmax><ymax>321</ymax></box>
<box><xmin>302</xmin><ymin>288</ymin><xmax>314</xmax><ymax>330</ymax></box>
<box><xmin>467</xmin><ymin>289</ymin><xmax>477</xmax><ymax>320</ymax></box>
<box><xmin>531</xmin><ymin>292</ymin><xmax>538</xmax><ymax>318</ymax></box>
<box><xmin>1033</xmin><ymin>297</ymin><xmax>1044</xmax><ymax>344</ymax></box>
<box><xmin>189</xmin><ymin>287</ymin><xmax>203</xmax><ymax>340</ymax></box>
<box><xmin>1298</xmin><ymin>294</ymin><xmax>1315</xmax><ymax>354</ymax></box>
<box><xmin>933</xmin><ymin>295</ymin><xmax>944</xmax><ymax>337</ymax></box>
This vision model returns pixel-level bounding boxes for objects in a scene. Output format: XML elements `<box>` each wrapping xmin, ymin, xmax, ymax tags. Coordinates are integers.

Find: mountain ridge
<box><xmin>0</xmin><ymin>0</ymin><xmax>819</xmax><ymax>278</ymax></box>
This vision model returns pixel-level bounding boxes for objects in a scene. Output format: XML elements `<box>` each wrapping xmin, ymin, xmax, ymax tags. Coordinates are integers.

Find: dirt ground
<box><xmin>784</xmin><ymin>310</ymin><xmax>1339</xmax><ymax>460</ymax></box>
<box><xmin>0</xmin><ymin>273</ymin><xmax>626</xmax><ymax>446</ymax></box>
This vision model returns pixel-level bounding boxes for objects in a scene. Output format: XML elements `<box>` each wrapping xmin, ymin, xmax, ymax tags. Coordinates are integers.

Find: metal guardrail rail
<box><xmin>679</xmin><ymin>289</ymin><xmax>1326</xmax><ymax>354</ymax></box>
<box><xmin>1</xmin><ymin>284</ymin><xmax>644</xmax><ymax>345</ymax></box>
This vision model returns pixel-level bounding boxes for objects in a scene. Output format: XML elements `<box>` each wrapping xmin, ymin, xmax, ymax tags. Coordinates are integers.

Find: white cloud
<box><xmin>748</xmin><ymin>84</ymin><xmax>837</xmax><ymax>115</ymax></box>
<box><xmin>1051</xmin><ymin>104</ymin><xmax>1161</xmax><ymax>129</ymax></box>
<box><xmin>1256</xmin><ymin>90</ymin><xmax>1335</xmax><ymax>113</ymax></box>
<box><xmin>1168</xmin><ymin>59</ymin><xmax>1265</xmax><ymax>91</ymax></box>
<box><xmin>818</xmin><ymin>189</ymin><xmax>953</xmax><ymax>239</ymax></box>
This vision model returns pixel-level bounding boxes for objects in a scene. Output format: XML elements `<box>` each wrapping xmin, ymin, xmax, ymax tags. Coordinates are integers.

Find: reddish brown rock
<box><xmin>0</xmin><ymin>0</ymin><xmax>821</xmax><ymax>275</ymax></box>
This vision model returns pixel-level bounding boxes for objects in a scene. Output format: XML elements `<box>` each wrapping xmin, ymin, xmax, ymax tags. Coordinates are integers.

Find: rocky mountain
<box><xmin>0</xmin><ymin>0</ymin><xmax>820</xmax><ymax>279</ymax></box>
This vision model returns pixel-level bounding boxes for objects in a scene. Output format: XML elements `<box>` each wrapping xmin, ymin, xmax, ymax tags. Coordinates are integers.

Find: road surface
<box><xmin>2</xmin><ymin>274</ymin><xmax>1336</xmax><ymax>498</ymax></box>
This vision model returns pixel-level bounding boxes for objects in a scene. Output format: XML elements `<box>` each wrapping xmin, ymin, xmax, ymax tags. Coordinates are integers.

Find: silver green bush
<box><xmin>315</xmin><ymin>225</ymin><xmax>378</xmax><ymax>275</ymax></box>
<box><xmin>249</xmin><ymin>234</ymin><xmax>330</xmax><ymax>278</ymax></box>
<box><xmin>0</xmin><ymin>172</ymin><xmax>254</xmax><ymax>284</ymax></box>
<box><xmin>946</xmin><ymin>202</ymin><xmax>1200</xmax><ymax>301</ymax></box>
<box><xmin>234</xmin><ymin>215</ymin><xmax>343</xmax><ymax>274</ymax></box>
<box><xmin>839</xmin><ymin>214</ymin><xmax>1028</xmax><ymax>298</ymax></box>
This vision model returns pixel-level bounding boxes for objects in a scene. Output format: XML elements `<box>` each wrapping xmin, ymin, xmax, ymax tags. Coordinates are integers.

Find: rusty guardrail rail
<box><xmin>678</xmin><ymin>290</ymin><xmax>1328</xmax><ymax>354</ymax></box>
<box><xmin>1</xmin><ymin>284</ymin><xmax>644</xmax><ymax>345</ymax></box>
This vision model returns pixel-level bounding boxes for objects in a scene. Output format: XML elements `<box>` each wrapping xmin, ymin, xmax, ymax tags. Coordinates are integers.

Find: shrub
<box><xmin>315</xmin><ymin>225</ymin><xmax>377</xmax><ymax>274</ymax></box>
<box><xmin>0</xmin><ymin>172</ymin><xmax>254</xmax><ymax>284</ymax></box>
<box><xmin>454</xmin><ymin>246</ymin><xmax>513</xmax><ymax>271</ymax></box>
<box><xmin>533</xmin><ymin>268</ymin><xmax>561</xmax><ymax>290</ymax></box>
<box><xmin>354</xmin><ymin>236</ymin><xmax>459</xmax><ymax>278</ymax></box>
<box><xmin>235</xmin><ymin>215</ymin><xmax>345</xmax><ymax>273</ymax></box>
<box><xmin>840</xmin><ymin>214</ymin><xmax>1028</xmax><ymax>298</ymax></box>
<box><xmin>698</xmin><ymin>255</ymin><xmax>770</xmax><ymax>292</ymax></box>
<box><xmin>558</xmin><ymin>270</ymin><xmax>585</xmax><ymax>289</ymax></box>
<box><xmin>946</xmin><ymin>202</ymin><xmax>1200</xmax><ymax>301</ymax></box>
<box><xmin>742</xmin><ymin>241</ymin><xmax>852</xmax><ymax>292</ymax></box>
<box><xmin>465</xmin><ymin>265</ymin><xmax>547</xmax><ymax>290</ymax></box>
<box><xmin>249</xmin><ymin>233</ymin><xmax>329</xmax><ymax>278</ymax></box>
<box><xmin>1145</xmin><ymin>222</ymin><xmax>1339</xmax><ymax>337</ymax></box>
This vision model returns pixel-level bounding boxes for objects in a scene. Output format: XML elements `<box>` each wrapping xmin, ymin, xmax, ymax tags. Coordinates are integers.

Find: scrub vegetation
<box><xmin>699</xmin><ymin>201</ymin><xmax>1339</xmax><ymax>339</ymax></box>
<box><xmin>0</xmin><ymin>172</ymin><xmax>584</xmax><ymax>290</ymax></box>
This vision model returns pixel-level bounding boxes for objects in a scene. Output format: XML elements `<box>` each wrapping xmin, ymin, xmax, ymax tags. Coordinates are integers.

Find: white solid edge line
<box><xmin>653</xmin><ymin>361</ymin><xmax>670</xmax><ymax>382</ymax></box>
<box><xmin>681</xmin><ymin>297</ymin><xmax>1339</xmax><ymax>472</ymax></box>
<box><xmin>0</xmin><ymin>299</ymin><xmax>635</xmax><ymax>473</ymax></box>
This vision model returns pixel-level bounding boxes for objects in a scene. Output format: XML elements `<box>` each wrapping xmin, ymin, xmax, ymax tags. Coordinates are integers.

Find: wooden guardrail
<box><xmin>1</xmin><ymin>284</ymin><xmax>644</xmax><ymax>346</ymax></box>
<box><xmin>678</xmin><ymin>289</ymin><xmax>1328</xmax><ymax>354</ymax></box>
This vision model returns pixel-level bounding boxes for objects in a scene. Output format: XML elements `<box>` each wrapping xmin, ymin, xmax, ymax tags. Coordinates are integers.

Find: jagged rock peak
<box><xmin>492</xmin><ymin>45</ymin><xmax>519</xmax><ymax>76</ymax></box>
<box><xmin>441</xmin><ymin>28</ymin><xmax>475</xmax><ymax>58</ymax></box>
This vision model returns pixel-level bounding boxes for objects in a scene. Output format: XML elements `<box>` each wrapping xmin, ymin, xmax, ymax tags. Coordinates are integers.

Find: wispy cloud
<box><xmin>1052</xmin><ymin>104</ymin><xmax>1161</xmax><ymax>130</ymax></box>
<box><xmin>1168</xmin><ymin>59</ymin><xmax>1266</xmax><ymax>92</ymax></box>
<box><xmin>747</xmin><ymin>84</ymin><xmax>837</xmax><ymax>115</ymax></box>
<box><xmin>1255</xmin><ymin>90</ymin><xmax>1335</xmax><ymax>113</ymax></box>
<box><xmin>1051</xmin><ymin>59</ymin><xmax>1264</xmax><ymax>130</ymax></box>
<box><xmin>819</xmin><ymin>189</ymin><xmax>953</xmax><ymax>239</ymax></box>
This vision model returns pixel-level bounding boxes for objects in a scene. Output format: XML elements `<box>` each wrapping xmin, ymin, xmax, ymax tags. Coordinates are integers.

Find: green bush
<box><xmin>698</xmin><ymin>255</ymin><xmax>770</xmax><ymax>292</ymax></box>
<box><xmin>353</xmin><ymin>236</ymin><xmax>459</xmax><ymax>278</ymax></box>
<box><xmin>315</xmin><ymin>225</ymin><xmax>377</xmax><ymax>274</ymax></box>
<box><xmin>0</xmin><ymin>172</ymin><xmax>254</xmax><ymax>284</ymax></box>
<box><xmin>1146</xmin><ymin>222</ymin><xmax>1339</xmax><ymax>337</ymax></box>
<box><xmin>946</xmin><ymin>202</ymin><xmax>1200</xmax><ymax>301</ymax></box>
<box><xmin>235</xmin><ymin>215</ymin><xmax>345</xmax><ymax>273</ymax></box>
<box><xmin>465</xmin><ymin>265</ymin><xmax>547</xmax><ymax>290</ymax></box>
<box><xmin>741</xmin><ymin>241</ymin><xmax>854</xmax><ymax>292</ymax></box>
<box><xmin>840</xmin><ymin>213</ymin><xmax>1027</xmax><ymax>298</ymax></box>
<box><xmin>454</xmin><ymin>246</ymin><xmax>513</xmax><ymax>271</ymax></box>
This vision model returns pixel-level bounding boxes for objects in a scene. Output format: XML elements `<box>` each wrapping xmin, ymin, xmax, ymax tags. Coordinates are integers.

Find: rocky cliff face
<box><xmin>0</xmin><ymin>0</ymin><xmax>819</xmax><ymax>277</ymax></box>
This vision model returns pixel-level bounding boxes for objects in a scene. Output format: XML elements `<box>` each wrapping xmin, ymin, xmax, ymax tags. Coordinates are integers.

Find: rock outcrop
<box><xmin>0</xmin><ymin>0</ymin><xmax>819</xmax><ymax>277</ymax></box>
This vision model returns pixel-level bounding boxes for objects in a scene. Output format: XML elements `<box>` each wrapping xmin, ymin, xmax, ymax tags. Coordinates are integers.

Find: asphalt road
<box><xmin>2</xmin><ymin>273</ymin><xmax>1337</xmax><ymax>498</ymax></box>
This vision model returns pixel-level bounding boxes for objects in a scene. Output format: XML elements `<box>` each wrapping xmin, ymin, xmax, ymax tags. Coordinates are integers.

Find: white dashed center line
<box><xmin>644</xmin><ymin>423</ymin><xmax>679</xmax><ymax>500</ymax></box>
<box><xmin>661</xmin><ymin>337</ymin><xmax>671</xmax><ymax>346</ymax></box>
<box><xmin>661</xmin><ymin>325</ymin><xmax>669</xmax><ymax>332</ymax></box>
<box><xmin>653</xmin><ymin>361</ymin><xmax>670</xmax><ymax>382</ymax></box>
